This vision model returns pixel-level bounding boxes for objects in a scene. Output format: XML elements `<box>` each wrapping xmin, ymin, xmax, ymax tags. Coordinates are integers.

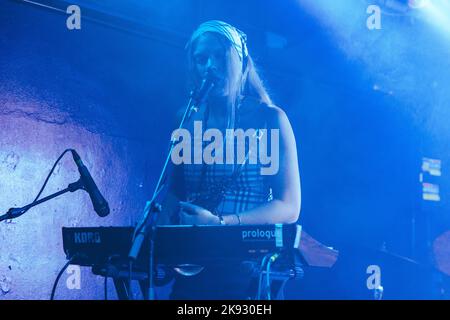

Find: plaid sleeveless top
<box><xmin>180</xmin><ymin>99</ymin><xmax>273</xmax><ymax>216</ymax></box>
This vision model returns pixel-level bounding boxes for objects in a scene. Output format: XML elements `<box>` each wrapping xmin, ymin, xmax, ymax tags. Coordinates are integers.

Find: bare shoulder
<box><xmin>239</xmin><ymin>98</ymin><xmax>292</xmax><ymax>130</ymax></box>
<box><xmin>263</xmin><ymin>104</ymin><xmax>292</xmax><ymax>130</ymax></box>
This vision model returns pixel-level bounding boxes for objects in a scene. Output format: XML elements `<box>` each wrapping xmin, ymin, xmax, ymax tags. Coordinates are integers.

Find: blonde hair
<box><xmin>187</xmin><ymin>32</ymin><xmax>273</xmax><ymax>108</ymax></box>
<box><xmin>186</xmin><ymin>33</ymin><xmax>273</xmax><ymax>132</ymax></box>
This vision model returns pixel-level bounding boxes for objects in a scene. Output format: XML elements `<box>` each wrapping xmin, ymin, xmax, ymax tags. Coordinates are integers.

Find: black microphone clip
<box><xmin>189</xmin><ymin>68</ymin><xmax>219</xmax><ymax>116</ymax></box>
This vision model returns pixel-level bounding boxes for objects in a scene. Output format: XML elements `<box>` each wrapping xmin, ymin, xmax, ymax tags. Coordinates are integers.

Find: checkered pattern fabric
<box><xmin>183</xmin><ymin>161</ymin><xmax>271</xmax><ymax>216</ymax></box>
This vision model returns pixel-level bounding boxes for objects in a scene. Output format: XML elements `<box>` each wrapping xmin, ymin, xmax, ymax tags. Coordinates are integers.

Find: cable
<box><xmin>256</xmin><ymin>254</ymin><xmax>271</xmax><ymax>300</ymax></box>
<box><xmin>265</xmin><ymin>254</ymin><xmax>279</xmax><ymax>300</ymax></box>
<box><xmin>8</xmin><ymin>149</ymin><xmax>74</xmax><ymax>220</ymax></box>
<box><xmin>0</xmin><ymin>149</ymin><xmax>76</xmax><ymax>222</ymax></box>
<box><xmin>34</xmin><ymin>149</ymin><xmax>74</xmax><ymax>203</ymax></box>
<box><xmin>266</xmin><ymin>261</ymin><xmax>272</xmax><ymax>300</ymax></box>
<box><xmin>50</xmin><ymin>257</ymin><xmax>75</xmax><ymax>300</ymax></box>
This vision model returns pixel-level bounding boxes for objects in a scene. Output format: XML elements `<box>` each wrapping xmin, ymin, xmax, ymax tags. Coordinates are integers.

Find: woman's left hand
<box><xmin>179</xmin><ymin>201</ymin><xmax>220</xmax><ymax>225</ymax></box>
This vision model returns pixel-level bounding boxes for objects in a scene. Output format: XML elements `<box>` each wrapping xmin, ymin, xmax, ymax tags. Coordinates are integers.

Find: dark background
<box><xmin>1</xmin><ymin>0</ymin><xmax>449</xmax><ymax>299</ymax></box>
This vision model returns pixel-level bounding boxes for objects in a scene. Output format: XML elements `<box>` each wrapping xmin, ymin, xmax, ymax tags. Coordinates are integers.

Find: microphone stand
<box><xmin>128</xmin><ymin>75</ymin><xmax>215</xmax><ymax>300</ymax></box>
<box><xmin>0</xmin><ymin>179</ymin><xmax>85</xmax><ymax>222</ymax></box>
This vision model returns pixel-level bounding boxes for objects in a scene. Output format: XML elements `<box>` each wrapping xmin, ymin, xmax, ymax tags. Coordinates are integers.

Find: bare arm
<box><xmin>223</xmin><ymin>106</ymin><xmax>301</xmax><ymax>225</ymax></box>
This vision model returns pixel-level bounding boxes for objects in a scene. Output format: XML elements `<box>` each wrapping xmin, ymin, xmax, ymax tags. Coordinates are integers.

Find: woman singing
<box><xmin>161</xmin><ymin>20</ymin><xmax>301</xmax><ymax>299</ymax></box>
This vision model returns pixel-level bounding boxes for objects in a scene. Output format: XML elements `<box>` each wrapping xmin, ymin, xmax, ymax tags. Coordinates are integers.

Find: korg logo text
<box><xmin>242</xmin><ymin>229</ymin><xmax>275</xmax><ymax>241</ymax></box>
<box><xmin>74</xmin><ymin>232</ymin><xmax>101</xmax><ymax>244</ymax></box>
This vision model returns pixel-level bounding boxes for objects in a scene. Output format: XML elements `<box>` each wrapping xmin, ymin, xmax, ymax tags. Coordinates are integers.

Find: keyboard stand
<box><xmin>92</xmin><ymin>264</ymin><xmax>149</xmax><ymax>300</ymax></box>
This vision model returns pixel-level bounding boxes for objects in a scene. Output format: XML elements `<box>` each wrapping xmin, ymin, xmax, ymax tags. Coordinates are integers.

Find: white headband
<box><xmin>187</xmin><ymin>20</ymin><xmax>248</xmax><ymax>61</ymax></box>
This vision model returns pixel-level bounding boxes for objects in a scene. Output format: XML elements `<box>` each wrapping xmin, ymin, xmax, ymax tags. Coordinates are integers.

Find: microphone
<box><xmin>71</xmin><ymin>150</ymin><xmax>110</xmax><ymax>217</ymax></box>
<box><xmin>190</xmin><ymin>68</ymin><xmax>219</xmax><ymax>111</ymax></box>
